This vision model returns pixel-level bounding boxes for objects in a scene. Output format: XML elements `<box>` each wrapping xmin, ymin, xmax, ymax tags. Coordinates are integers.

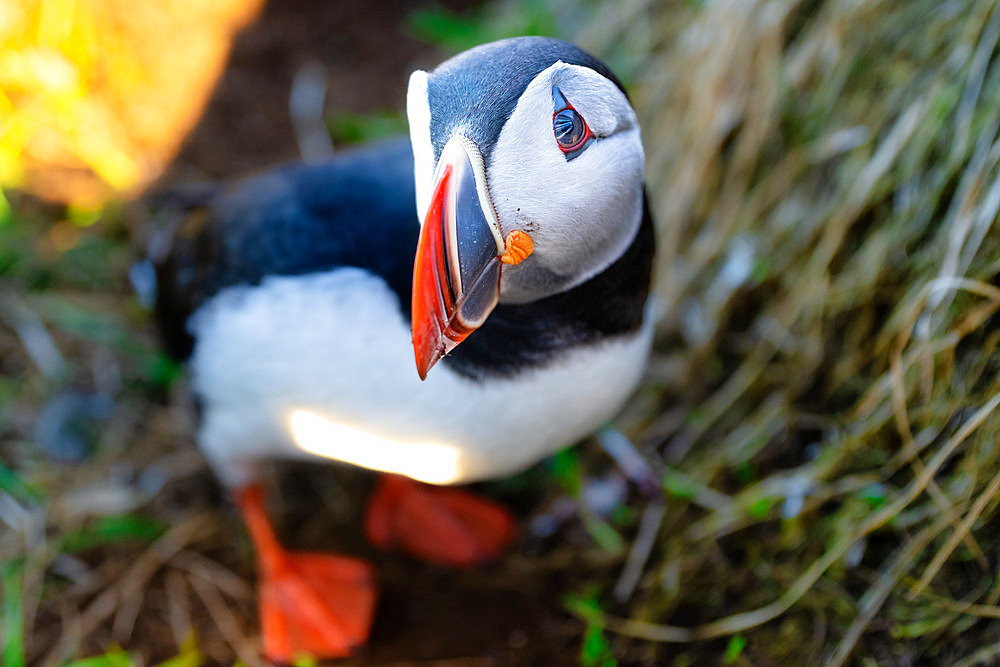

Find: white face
<box><xmin>407</xmin><ymin>61</ymin><xmax>645</xmax><ymax>303</ymax></box>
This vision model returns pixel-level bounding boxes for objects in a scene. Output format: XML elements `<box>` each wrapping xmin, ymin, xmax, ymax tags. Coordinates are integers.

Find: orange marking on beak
<box><xmin>500</xmin><ymin>229</ymin><xmax>533</xmax><ymax>266</ymax></box>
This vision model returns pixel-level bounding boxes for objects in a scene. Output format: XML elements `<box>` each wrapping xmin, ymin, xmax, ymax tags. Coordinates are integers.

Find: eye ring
<box><xmin>552</xmin><ymin>86</ymin><xmax>594</xmax><ymax>160</ymax></box>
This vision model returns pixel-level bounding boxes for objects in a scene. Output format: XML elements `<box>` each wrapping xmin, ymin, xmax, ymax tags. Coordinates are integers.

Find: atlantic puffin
<box><xmin>148</xmin><ymin>36</ymin><xmax>654</xmax><ymax>661</ymax></box>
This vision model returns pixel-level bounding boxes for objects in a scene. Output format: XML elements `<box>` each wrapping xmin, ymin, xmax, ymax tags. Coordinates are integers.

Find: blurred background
<box><xmin>6</xmin><ymin>0</ymin><xmax>1000</xmax><ymax>665</ymax></box>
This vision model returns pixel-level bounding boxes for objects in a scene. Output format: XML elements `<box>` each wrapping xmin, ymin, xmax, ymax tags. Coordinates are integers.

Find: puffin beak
<box><xmin>412</xmin><ymin>136</ymin><xmax>505</xmax><ymax>380</ymax></box>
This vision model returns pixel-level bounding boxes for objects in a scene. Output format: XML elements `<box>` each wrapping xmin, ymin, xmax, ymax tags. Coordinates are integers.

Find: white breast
<box><xmin>188</xmin><ymin>268</ymin><xmax>652</xmax><ymax>487</ymax></box>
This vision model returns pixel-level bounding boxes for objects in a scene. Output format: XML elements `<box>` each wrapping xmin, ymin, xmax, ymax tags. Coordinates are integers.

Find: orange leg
<box><xmin>235</xmin><ymin>485</ymin><xmax>377</xmax><ymax>662</ymax></box>
<box><xmin>364</xmin><ymin>474</ymin><xmax>516</xmax><ymax>567</ymax></box>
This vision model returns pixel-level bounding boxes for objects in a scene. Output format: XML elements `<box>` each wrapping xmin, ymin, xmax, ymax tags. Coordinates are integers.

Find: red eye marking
<box><xmin>552</xmin><ymin>86</ymin><xmax>593</xmax><ymax>158</ymax></box>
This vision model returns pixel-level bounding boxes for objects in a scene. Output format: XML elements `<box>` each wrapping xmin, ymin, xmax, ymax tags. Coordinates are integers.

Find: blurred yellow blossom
<box><xmin>0</xmin><ymin>0</ymin><xmax>264</xmax><ymax>206</ymax></box>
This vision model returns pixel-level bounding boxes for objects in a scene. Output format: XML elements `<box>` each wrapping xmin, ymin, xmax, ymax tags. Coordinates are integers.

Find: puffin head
<box><xmin>407</xmin><ymin>37</ymin><xmax>645</xmax><ymax>379</ymax></box>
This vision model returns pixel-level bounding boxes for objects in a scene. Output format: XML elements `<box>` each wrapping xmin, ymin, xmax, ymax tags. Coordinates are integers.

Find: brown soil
<box><xmin>164</xmin><ymin>0</ymin><xmax>464</xmax><ymax>182</ymax></box>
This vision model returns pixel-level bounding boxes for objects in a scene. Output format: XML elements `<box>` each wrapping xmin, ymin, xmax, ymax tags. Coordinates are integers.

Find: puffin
<box><xmin>148</xmin><ymin>36</ymin><xmax>654</xmax><ymax>662</ymax></box>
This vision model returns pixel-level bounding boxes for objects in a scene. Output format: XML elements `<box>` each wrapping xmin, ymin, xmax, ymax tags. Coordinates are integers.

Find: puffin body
<box><xmin>191</xmin><ymin>259</ymin><xmax>652</xmax><ymax>485</ymax></box>
<box><xmin>152</xmin><ymin>37</ymin><xmax>654</xmax><ymax>661</ymax></box>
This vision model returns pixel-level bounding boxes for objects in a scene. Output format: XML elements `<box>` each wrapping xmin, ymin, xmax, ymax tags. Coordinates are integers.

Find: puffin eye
<box><xmin>554</xmin><ymin>109</ymin><xmax>587</xmax><ymax>149</ymax></box>
<box><xmin>552</xmin><ymin>86</ymin><xmax>593</xmax><ymax>160</ymax></box>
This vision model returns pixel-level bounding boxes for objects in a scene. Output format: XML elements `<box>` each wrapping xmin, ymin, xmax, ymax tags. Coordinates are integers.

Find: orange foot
<box><xmin>235</xmin><ymin>485</ymin><xmax>377</xmax><ymax>663</ymax></box>
<box><xmin>364</xmin><ymin>474</ymin><xmax>516</xmax><ymax>567</ymax></box>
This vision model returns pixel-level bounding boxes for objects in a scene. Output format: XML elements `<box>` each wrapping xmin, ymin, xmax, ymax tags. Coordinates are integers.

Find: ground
<box><xmin>4</xmin><ymin>1</ymin><xmax>618</xmax><ymax>665</ymax></box>
<box><xmin>12</xmin><ymin>1</ymin><xmax>1000</xmax><ymax>665</ymax></box>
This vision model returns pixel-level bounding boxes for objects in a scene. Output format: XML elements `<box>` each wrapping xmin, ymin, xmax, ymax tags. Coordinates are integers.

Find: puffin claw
<box><xmin>364</xmin><ymin>474</ymin><xmax>516</xmax><ymax>567</ymax></box>
<box><xmin>235</xmin><ymin>485</ymin><xmax>378</xmax><ymax>661</ymax></box>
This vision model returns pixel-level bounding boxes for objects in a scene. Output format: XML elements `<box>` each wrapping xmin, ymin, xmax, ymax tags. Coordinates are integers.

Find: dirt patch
<box><xmin>162</xmin><ymin>0</ymin><xmax>474</xmax><ymax>182</ymax></box>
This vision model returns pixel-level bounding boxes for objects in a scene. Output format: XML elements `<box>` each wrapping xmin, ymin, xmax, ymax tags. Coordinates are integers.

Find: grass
<box><xmin>554</xmin><ymin>0</ymin><xmax>1000</xmax><ymax>663</ymax></box>
<box><xmin>3</xmin><ymin>558</ymin><xmax>26</xmax><ymax>667</ymax></box>
<box><xmin>6</xmin><ymin>0</ymin><xmax>1000</xmax><ymax>664</ymax></box>
<box><xmin>407</xmin><ymin>0</ymin><xmax>559</xmax><ymax>53</ymax></box>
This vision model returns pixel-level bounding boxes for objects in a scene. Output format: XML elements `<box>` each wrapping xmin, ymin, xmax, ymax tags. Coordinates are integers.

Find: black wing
<box><xmin>147</xmin><ymin>138</ymin><xmax>419</xmax><ymax>359</ymax></box>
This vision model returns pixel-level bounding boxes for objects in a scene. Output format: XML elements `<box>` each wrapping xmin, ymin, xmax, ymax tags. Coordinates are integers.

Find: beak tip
<box><xmin>413</xmin><ymin>340</ymin><xmax>439</xmax><ymax>380</ymax></box>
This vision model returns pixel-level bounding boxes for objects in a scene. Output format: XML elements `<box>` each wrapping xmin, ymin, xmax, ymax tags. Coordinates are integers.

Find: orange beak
<box><xmin>411</xmin><ymin>138</ymin><xmax>505</xmax><ymax>380</ymax></box>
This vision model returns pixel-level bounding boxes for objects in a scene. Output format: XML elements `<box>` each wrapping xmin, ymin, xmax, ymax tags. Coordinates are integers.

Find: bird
<box><xmin>146</xmin><ymin>36</ymin><xmax>654</xmax><ymax>662</ymax></box>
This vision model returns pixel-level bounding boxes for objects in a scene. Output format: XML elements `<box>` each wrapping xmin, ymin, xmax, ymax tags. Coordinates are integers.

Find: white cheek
<box><xmin>489</xmin><ymin>65</ymin><xmax>644</xmax><ymax>300</ymax></box>
<box><xmin>407</xmin><ymin>70</ymin><xmax>433</xmax><ymax>221</ymax></box>
<box><xmin>566</xmin><ymin>131</ymin><xmax>645</xmax><ymax>258</ymax></box>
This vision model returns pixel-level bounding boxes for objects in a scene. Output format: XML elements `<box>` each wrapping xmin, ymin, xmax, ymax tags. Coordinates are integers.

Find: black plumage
<box><xmin>426</xmin><ymin>37</ymin><xmax>628</xmax><ymax>164</ymax></box>
<box><xmin>151</xmin><ymin>138</ymin><xmax>417</xmax><ymax>359</ymax></box>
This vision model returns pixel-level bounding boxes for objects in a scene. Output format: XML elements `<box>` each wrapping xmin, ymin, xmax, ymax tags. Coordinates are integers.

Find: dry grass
<box><xmin>561</xmin><ymin>0</ymin><xmax>1000</xmax><ymax>663</ymax></box>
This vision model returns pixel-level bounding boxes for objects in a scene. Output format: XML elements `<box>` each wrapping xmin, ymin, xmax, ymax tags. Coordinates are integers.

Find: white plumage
<box><xmin>190</xmin><ymin>266</ymin><xmax>653</xmax><ymax>486</ymax></box>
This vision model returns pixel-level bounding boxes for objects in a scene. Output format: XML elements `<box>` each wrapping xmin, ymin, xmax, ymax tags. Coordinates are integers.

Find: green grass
<box><xmin>0</xmin><ymin>462</ymin><xmax>43</xmax><ymax>504</ymax></box>
<box><xmin>567</xmin><ymin>590</ymin><xmax>618</xmax><ymax>667</ymax></box>
<box><xmin>2</xmin><ymin>560</ymin><xmax>26</xmax><ymax>667</ymax></box>
<box><xmin>60</xmin><ymin>515</ymin><xmax>168</xmax><ymax>554</ymax></box>
<box><xmin>408</xmin><ymin>0</ymin><xmax>557</xmax><ymax>53</ymax></box>
<box><xmin>327</xmin><ymin>110</ymin><xmax>408</xmax><ymax>146</ymax></box>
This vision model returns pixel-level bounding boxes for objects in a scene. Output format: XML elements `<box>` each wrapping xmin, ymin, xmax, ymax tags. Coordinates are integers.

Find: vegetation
<box><xmin>4</xmin><ymin>0</ymin><xmax>1000</xmax><ymax>664</ymax></box>
<box><xmin>582</xmin><ymin>0</ymin><xmax>1000</xmax><ymax>663</ymax></box>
